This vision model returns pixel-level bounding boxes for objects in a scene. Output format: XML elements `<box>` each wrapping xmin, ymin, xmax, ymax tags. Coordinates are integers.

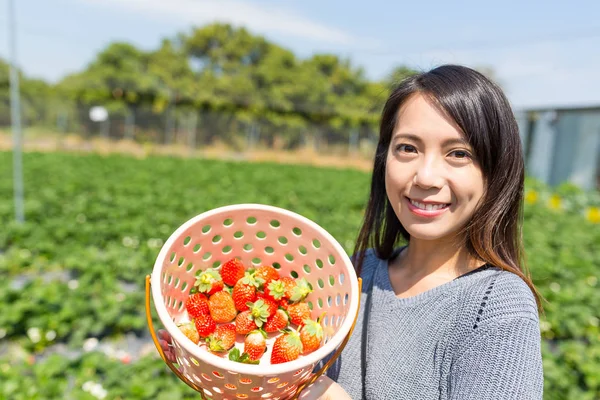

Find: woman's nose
<box><xmin>413</xmin><ymin>156</ymin><xmax>445</xmax><ymax>189</ymax></box>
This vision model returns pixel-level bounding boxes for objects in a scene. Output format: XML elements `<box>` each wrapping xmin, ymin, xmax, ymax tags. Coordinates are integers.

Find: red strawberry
<box><xmin>254</xmin><ymin>265</ymin><xmax>280</xmax><ymax>288</ymax></box>
<box><xmin>246</xmin><ymin>299</ymin><xmax>271</xmax><ymax>329</ymax></box>
<box><xmin>185</xmin><ymin>292</ymin><xmax>210</xmax><ymax>319</ymax></box>
<box><xmin>255</xmin><ymin>293</ymin><xmax>278</xmax><ymax>317</ymax></box>
<box><xmin>264</xmin><ymin>279</ymin><xmax>287</xmax><ymax>301</ymax></box>
<box><xmin>206</xmin><ymin>323</ymin><xmax>236</xmax><ymax>353</ymax></box>
<box><xmin>208</xmin><ymin>291</ymin><xmax>237</xmax><ymax>323</ymax></box>
<box><xmin>194</xmin><ymin>314</ymin><xmax>216</xmax><ymax>338</ymax></box>
<box><xmin>279</xmin><ymin>298</ymin><xmax>290</xmax><ymax>310</ymax></box>
<box><xmin>280</xmin><ymin>277</ymin><xmax>297</xmax><ymax>299</ymax></box>
<box><xmin>264</xmin><ymin>309</ymin><xmax>289</xmax><ymax>333</ymax></box>
<box><xmin>233</xmin><ymin>282</ymin><xmax>256</xmax><ymax>312</ymax></box>
<box><xmin>244</xmin><ymin>329</ymin><xmax>267</xmax><ymax>361</ymax></box>
<box><xmin>235</xmin><ymin>311</ymin><xmax>258</xmax><ymax>335</ymax></box>
<box><xmin>194</xmin><ymin>268</ymin><xmax>224</xmax><ymax>296</ymax></box>
<box><xmin>177</xmin><ymin>321</ymin><xmax>200</xmax><ymax>344</ymax></box>
<box><xmin>299</xmin><ymin>315</ymin><xmax>324</xmax><ymax>355</ymax></box>
<box><xmin>220</xmin><ymin>258</ymin><xmax>246</xmax><ymax>287</ymax></box>
<box><xmin>271</xmin><ymin>329</ymin><xmax>303</xmax><ymax>364</ymax></box>
<box><xmin>232</xmin><ymin>271</ymin><xmax>263</xmax><ymax>312</ymax></box>
<box><xmin>287</xmin><ymin>302</ymin><xmax>311</xmax><ymax>326</ymax></box>
<box><xmin>290</xmin><ymin>277</ymin><xmax>313</xmax><ymax>303</ymax></box>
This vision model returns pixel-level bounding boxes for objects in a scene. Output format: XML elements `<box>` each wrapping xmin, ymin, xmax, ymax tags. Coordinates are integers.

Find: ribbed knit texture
<box><xmin>317</xmin><ymin>249</ymin><xmax>544</xmax><ymax>399</ymax></box>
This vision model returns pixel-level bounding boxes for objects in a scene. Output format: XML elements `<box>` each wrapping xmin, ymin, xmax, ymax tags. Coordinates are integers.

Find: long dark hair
<box><xmin>353</xmin><ymin>64</ymin><xmax>542</xmax><ymax>311</ymax></box>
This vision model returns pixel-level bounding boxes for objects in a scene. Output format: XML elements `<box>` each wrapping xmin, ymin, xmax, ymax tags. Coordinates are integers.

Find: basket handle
<box><xmin>290</xmin><ymin>277</ymin><xmax>363</xmax><ymax>400</ymax></box>
<box><xmin>145</xmin><ymin>275</ymin><xmax>208</xmax><ymax>399</ymax></box>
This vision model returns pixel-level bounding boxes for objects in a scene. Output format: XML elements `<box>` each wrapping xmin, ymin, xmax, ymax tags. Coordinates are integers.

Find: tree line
<box><xmin>0</xmin><ymin>23</ymin><xmax>422</xmax><ymax>149</ymax></box>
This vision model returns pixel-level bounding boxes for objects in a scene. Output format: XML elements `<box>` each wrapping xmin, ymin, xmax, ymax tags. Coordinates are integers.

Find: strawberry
<box><xmin>254</xmin><ymin>265</ymin><xmax>280</xmax><ymax>288</ymax></box>
<box><xmin>279</xmin><ymin>298</ymin><xmax>290</xmax><ymax>310</ymax></box>
<box><xmin>280</xmin><ymin>277</ymin><xmax>297</xmax><ymax>299</ymax></box>
<box><xmin>244</xmin><ymin>329</ymin><xmax>267</xmax><ymax>361</ymax></box>
<box><xmin>208</xmin><ymin>291</ymin><xmax>237</xmax><ymax>323</ymax></box>
<box><xmin>177</xmin><ymin>321</ymin><xmax>200</xmax><ymax>344</ymax></box>
<box><xmin>290</xmin><ymin>277</ymin><xmax>313</xmax><ymax>303</ymax></box>
<box><xmin>255</xmin><ymin>293</ymin><xmax>278</xmax><ymax>317</ymax></box>
<box><xmin>246</xmin><ymin>299</ymin><xmax>271</xmax><ymax>329</ymax></box>
<box><xmin>264</xmin><ymin>279</ymin><xmax>287</xmax><ymax>301</ymax></box>
<box><xmin>232</xmin><ymin>271</ymin><xmax>263</xmax><ymax>312</ymax></box>
<box><xmin>235</xmin><ymin>310</ymin><xmax>258</xmax><ymax>335</ymax></box>
<box><xmin>194</xmin><ymin>313</ymin><xmax>216</xmax><ymax>338</ymax></box>
<box><xmin>287</xmin><ymin>302</ymin><xmax>311</xmax><ymax>326</ymax></box>
<box><xmin>194</xmin><ymin>268</ymin><xmax>224</xmax><ymax>296</ymax></box>
<box><xmin>233</xmin><ymin>282</ymin><xmax>256</xmax><ymax>312</ymax></box>
<box><xmin>264</xmin><ymin>309</ymin><xmax>289</xmax><ymax>333</ymax></box>
<box><xmin>220</xmin><ymin>258</ymin><xmax>246</xmax><ymax>287</ymax></box>
<box><xmin>299</xmin><ymin>315</ymin><xmax>325</xmax><ymax>355</ymax></box>
<box><xmin>271</xmin><ymin>328</ymin><xmax>303</xmax><ymax>364</ymax></box>
<box><xmin>206</xmin><ymin>323</ymin><xmax>236</xmax><ymax>353</ymax></box>
<box><xmin>185</xmin><ymin>292</ymin><xmax>210</xmax><ymax>319</ymax></box>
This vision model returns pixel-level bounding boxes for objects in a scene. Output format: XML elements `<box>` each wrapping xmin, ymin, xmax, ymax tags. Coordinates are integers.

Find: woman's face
<box><xmin>385</xmin><ymin>93</ymin><xmax>485</xmax><ymax>243</ymax></box>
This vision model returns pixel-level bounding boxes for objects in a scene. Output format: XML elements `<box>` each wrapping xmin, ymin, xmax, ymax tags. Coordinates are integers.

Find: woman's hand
<box><xmin>157</xmin><ymin>329</ymin><xmax>177</xmax><ymax>364</ymax></box>
<box><xmin>297</xmin><ymin>375</ymin><xmax>350</xmax><ymax>400</ymax></box>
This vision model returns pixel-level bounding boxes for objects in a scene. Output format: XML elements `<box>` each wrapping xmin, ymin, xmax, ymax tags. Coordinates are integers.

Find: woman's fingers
<box><xmin>156</xmin><ymin>329</ymin><xmax>177</xmax><ymax>363</ymax></box>
<box><xmin>158</xmin><ymin>339</ymin><xmax>170</xmax><ymax>351</ymax></box>
<box><xmin>158</xmin><ymin>329</ymin><xmax>172</xmax><ymax>344</ymax></box>
<box><xmin>159</xmin><ymin>342</ymin><xmax>176</xmax><ymax>363</ymax></box>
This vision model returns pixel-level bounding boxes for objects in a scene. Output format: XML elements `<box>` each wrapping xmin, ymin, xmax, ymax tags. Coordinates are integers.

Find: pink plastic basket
<box><xmin>145</xmin><ymin>204</ymin><xmax>362</xmax><ymax>400</ymax></box>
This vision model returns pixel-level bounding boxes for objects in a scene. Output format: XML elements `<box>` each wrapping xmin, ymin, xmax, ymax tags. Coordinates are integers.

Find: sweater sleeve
<box><xmin>448</xmin><ymin>316</ymin><xmax>544</xmax><ymax>399</ymax></box>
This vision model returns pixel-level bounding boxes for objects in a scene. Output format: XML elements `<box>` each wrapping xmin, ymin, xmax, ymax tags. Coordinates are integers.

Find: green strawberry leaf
<box><xmin>241</xmin><ymin>271</ymin><xmax>264</xmax><ymax>288</ymax></box>
<box><xmin>194</xmin><ymin>268</ymin><xmax>221</xmax><ymax>293</ymax></box>
<box><xmin>247</xmin><ymin>300</ymin><xmax>270</xmax><ymax>328</ymax></box>
<box><xmin>228</xmin><ymin>347</ymin><xmax>242</xmax><ymax>361</ymax></box>
<box><xmin>290</xmin><ymin>278</ymin><xmax>313</xmax><ymax>302</ymax></box>
<box><xmin>267</xmin><ymin>280</ymin><xmax>286</xmax><ymax>300</ymax></box>
<box><xmin>302</xmin><ymin>319</ymin><xmax>323</xmax><ymax>339</ymax></box>
<box><xmin>228</xmin><ymin>348</ymin><xmax>260</xmax><ymax>364</ymax></box>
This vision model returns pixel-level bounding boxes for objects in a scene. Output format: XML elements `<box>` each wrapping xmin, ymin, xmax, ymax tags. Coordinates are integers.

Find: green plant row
<box><xmin>0</xmin><ymin>352</ymin><xmax>199</xmax><ymax>400</ymax></box>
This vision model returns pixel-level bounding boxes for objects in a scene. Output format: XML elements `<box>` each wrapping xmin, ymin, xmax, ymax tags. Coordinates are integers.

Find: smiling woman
<box><xmin>309</xmin><ymin>64</ymin><xmax>544</xmax><ymax>400</ymax></box>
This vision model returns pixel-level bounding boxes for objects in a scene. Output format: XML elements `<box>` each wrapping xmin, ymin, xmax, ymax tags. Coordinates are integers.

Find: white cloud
<box><xmin>78</xmin><ymin>0</ymin><xmax>368</xmax><ymax>47</ymax></box>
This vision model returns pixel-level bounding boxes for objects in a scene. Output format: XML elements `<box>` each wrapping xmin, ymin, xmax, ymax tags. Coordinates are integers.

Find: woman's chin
<box><xmin>403</xmin><ymin>224</ymin><xmax>458</xmax><ymax>243</ymax></box>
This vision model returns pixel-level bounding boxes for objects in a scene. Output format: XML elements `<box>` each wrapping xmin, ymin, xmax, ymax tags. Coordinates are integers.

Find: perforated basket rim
<box><xmin>151</xmin><ymin>203</ymin><xmax>360</xmax><ymax>376</ymax></box>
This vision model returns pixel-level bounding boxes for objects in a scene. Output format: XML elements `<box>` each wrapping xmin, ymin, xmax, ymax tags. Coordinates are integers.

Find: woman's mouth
<box><xmin>406</xmin><ymin>197</ymin><xmax>450</xmax><ymax>217</ymax></box>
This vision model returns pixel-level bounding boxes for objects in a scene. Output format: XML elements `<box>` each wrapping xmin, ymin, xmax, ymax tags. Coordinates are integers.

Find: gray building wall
<box><xmin>517</xmin><ymin>107</ymin><xmax>600</xmax><ymax>191</ymax></box>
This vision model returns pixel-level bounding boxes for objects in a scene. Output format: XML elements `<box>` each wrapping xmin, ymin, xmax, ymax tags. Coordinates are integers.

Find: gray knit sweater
<box><xmin>318</xmin><ymin>249</ymin><xmax>544</xmax><ymax>399</ymax></box>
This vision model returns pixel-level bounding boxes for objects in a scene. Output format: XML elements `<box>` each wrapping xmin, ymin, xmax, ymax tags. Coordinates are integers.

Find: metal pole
<box><xmin>187</xmin><ymin>111</ymin><xmax>197</xmax><ymax>156</ymax></box>
<box><xmin>8</xmin><ymin>0</ymin><xmax>24</xmax><ymax>223</ymax></box>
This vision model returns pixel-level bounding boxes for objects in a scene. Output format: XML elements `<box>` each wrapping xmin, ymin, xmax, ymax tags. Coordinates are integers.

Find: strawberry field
<box><xmin>0</xmin><ymin>151</ymin><xmax>599</xmax><ymax>400</ymax></box>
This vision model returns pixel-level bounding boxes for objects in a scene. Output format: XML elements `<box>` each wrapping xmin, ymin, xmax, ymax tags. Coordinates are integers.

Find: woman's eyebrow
<box><xmin>392</xmin><ymin>133</ymin><xmax>470</xmax><ymax>147</ymax></box>
<box><xmin>442</xmin><ymin>138</ymin><xmax>470</xmax><ymax>147</ymax></box>
<box><xmin>391</xmin><ymin>133</ymin><xmax>422</xmax><ymax>143</ymax></box>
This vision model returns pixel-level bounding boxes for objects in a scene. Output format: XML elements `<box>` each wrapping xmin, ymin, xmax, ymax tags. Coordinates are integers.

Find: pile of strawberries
<box><xmin>177</xmin><ymin>258</ymin><xmax>325</xmax><ymax>365</ymax></box>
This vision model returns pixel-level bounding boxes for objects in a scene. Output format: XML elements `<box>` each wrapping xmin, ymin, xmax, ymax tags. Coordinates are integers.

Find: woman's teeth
<box><xmin>410</xmin><ymin>199</ymin><xmax>449</xmax><ymax>211</ymax></box>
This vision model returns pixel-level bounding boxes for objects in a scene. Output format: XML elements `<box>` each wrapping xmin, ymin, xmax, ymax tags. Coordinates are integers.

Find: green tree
<box><xmin>8</xmin><ymin>22</ymin><xmax>421</xmax><ymax>150</ymax></box>
<box><xmin>0</xmin><ymin>58</ymin><xmax>58</xmax><ymax>128</ymax></box>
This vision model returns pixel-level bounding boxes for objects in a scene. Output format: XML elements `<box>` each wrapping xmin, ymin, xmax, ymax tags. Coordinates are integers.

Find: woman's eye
<box><xmin>396</xmin><ymin>144</ymin><xmax>417</xmax><ymax>153</ymax></box>
<box><xmin>450</xmin><ymin>150</ymin><xmax>471</xmax><ymax>159</ymax></box>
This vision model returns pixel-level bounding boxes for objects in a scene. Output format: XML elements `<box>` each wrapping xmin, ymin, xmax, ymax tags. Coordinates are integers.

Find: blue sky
<box><xmin>1</xmin><ymin>0</ymin><xmax>599</xmax><ymax>109</ymax></box>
